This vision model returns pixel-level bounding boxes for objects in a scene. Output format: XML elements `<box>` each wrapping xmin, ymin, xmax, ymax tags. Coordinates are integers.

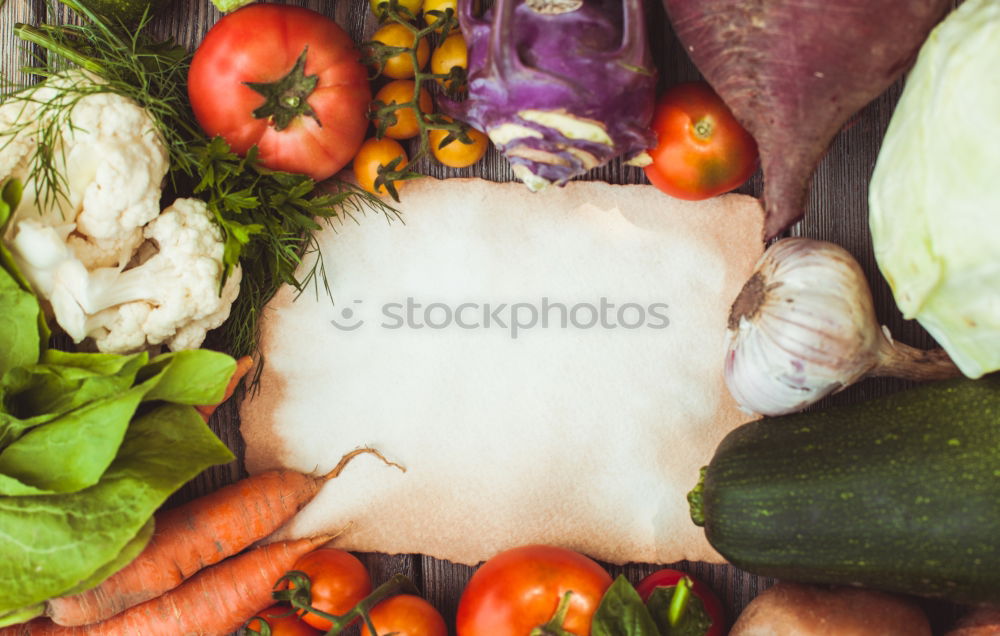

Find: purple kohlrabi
<box><xmin>440</xmin><ymin>0</ymin><xmax>656</xmax><ymax>191</ymax></box>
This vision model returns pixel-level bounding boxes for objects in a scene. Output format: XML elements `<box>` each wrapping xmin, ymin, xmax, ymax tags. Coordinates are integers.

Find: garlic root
<box><xmin>871</xmin><ymin>332</ymin><xmax>960</xmax><ymax>382</ymax></box>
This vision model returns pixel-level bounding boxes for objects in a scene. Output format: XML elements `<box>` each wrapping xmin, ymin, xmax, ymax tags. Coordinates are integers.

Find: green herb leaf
<box><xmin>0</xmin><ymin>403</ymin><xmax>233</xmax><ymax>613</ymax></box>
<box><xmin>647</xmin><ymin>583</ymin><xmax>713</xmax><ymax>636</ymax></box>
<box><xmin>591</xmin><ymin>575</ymin><xmax>661</xmax><ymax>636</ymax></box>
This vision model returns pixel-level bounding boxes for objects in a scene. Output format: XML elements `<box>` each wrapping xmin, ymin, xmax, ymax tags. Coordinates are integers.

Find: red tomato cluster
<box><xmin>252</xmin><ymin>544</ymin><xmax>724</xmax><ymax>636</ymax></box>
<box><xmin>246</xmin><ymin>548</ymin><xmax>446</xmax><ymax>636</ymax></box>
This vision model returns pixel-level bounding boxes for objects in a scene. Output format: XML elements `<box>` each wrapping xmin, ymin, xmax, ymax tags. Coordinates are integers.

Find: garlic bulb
<box><xmin>725</xmin><ymin>237</ymin><xmax>959</xmax><ymax>416</ymax></box>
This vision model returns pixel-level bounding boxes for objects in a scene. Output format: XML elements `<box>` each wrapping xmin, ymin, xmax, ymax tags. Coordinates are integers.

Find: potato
<box><xmin>946</xmin><ymin>607</ymin><xmax>1000</xmax><ymax>635</ymax></box>
<box><xmin>731</xmin><ymin>582</ymin><xmax>931</xmax><ymax>636</ymax></box>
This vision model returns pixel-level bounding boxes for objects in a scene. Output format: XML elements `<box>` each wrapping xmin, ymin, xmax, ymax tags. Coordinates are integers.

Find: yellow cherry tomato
<box><xmin>371</xmin><ymin>23</ymin><xmax>430</xmax><ymax>80</ymax></box>
<box><xmin>430</xmin><ymin>32</ymin><xmax>467</xmax><ymax>94</ymax></box>
<box><xmin>423</xmin><ymin>0</ymin><xmax>458</xmax><ymax>30</ymax></box>
<box><xmin>353</xmin><ymin>137</ymin><xmax>409</xmax><ymax>196</ymax></box>
<box><xmin>373</xmin><ymin>80</ymin><xmax>434</xmax><ymax>140</ymax></box>
<box><xmin>370</xmin><ymin>0</ymin><xmax>422</xmax><ymax>19</ymax></box>
<box><xmin>429</xmin><ymin>119</ymin><xmax>488</xmax><ymax>168</ymax></box>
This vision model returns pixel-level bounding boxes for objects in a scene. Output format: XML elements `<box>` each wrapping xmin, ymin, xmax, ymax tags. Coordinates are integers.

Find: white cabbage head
<box><xmin>869</xmin><ymin>0</ymin><xmax>1000</xmax><ymax>378</ymax></box>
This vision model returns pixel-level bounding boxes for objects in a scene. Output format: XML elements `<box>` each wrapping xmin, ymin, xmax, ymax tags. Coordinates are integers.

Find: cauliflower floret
<box><xmin>8</xmin><ymin>197</ymin><xmax>240</xmax><ymax>354</ymax></box>
<box><xmin>82</xmin><ymin>198</ymin><xmax>242</xmax><ymax>353</ymax></box>
<box><xmin>0</xmin><ymin>72</ymin><xmax>168</xmax><ymax>269</ymax></box>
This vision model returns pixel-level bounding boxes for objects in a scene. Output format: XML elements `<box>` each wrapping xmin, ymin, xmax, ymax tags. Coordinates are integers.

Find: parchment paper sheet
<box><xmin>241</xmin><ymin>178</ymin><xmax>763</xmax><ymax>566</ymax></box>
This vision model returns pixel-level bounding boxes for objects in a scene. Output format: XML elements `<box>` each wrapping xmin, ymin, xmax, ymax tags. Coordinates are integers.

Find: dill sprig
<box><xmin>5</xmin><ymin>0</ymin><xmax>398</xmax><ymax>359</ymax></box>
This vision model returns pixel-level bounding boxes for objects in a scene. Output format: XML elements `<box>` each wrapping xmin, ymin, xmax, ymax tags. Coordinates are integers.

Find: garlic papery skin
<box><xmin>724</xmin><ymin>237</ymin><xmax>959</xmax><ymax>416</ymax></box>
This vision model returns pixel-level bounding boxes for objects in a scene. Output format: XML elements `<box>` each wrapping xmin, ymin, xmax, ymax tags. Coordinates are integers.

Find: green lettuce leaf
<box><xmin>0</xmin><ymin>265</ymin><xmax>40</xmax><ymax>378</ymax></box>
<box><xmin>0</xmin><ymin>349</ymin><xmax>233</xmax><ymax>495</ymax></box>
<box><xmin>0</xmin><ymin>603</ymin><xmax>44</xmax><ymax>629</ymax></box>
<box><xmin>141</xmin><ymin>349</ymin><xmax>236</xmax><ymax>404</ymax></box>
<box><xmin>0</xmin><ymin>178</ymin><xmax>49</xmax><ymax>349</ymax></box>
<box><xmin>8</xmin><ymin>351</ymin><xmax>150</xmax><ymax>415</ymax></box>
<box><xmin>0</xmin><ymin>403</ymin><xmax>234</xmax><ymax>613</ymax></box>
<box><xmin>0</xmin><ymin>386</ymin><xmax>145</xmax><ymax>494</ymax></box>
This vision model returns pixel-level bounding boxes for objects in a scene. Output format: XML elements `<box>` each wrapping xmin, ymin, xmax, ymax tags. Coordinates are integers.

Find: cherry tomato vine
<box><xmin>361</xmin><ymin>0</ymin><xmax>484</xmax><ymax>200</ymax></box>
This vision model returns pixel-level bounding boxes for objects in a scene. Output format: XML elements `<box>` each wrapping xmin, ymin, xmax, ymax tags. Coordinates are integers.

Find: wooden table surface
<box><xmin>0</xmin><ymin>0</ymin><xmax>965</xmax><ymax>632</ymax></box>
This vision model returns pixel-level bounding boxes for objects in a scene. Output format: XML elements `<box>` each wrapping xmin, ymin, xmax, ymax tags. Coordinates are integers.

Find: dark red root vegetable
<box><xmin>662</xmin><ymin>0</ymin><xmax>950</xmax><ymax>238</ymax></box>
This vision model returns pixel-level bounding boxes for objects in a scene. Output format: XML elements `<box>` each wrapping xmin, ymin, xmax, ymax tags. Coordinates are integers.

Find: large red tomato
<box><xmin>188</xmin><ymin>4</ymin><xmax>371</xmax><ymax>181</ymax></box>
<box><xmin>456</xmin><ymin>545</ymin><xmax>612</xmax><ymax>636</ymax></box>
<box><xmin>644</xmin><ymin>82</ymin><xmax>758</xmax><ymax>201</ymax></box>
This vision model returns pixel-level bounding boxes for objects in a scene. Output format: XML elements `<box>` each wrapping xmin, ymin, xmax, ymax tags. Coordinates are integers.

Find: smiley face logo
<box><xmin>330</xmin><ymin>300</ymin><xmax>365</xmax><ymax>331</ymax></box>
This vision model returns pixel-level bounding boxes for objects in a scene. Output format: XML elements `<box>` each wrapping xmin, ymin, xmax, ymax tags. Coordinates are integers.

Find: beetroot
<box><xmin>662</xmin><ymin>0</ymin><xmax>950</xmax><ymax>238</ymax></box>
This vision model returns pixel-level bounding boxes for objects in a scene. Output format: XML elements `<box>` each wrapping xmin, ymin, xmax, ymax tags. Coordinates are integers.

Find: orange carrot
<box><xmin>45</xmin><ymin>448</ymin><xmax>401</xmax><ymax>627</ymax></box>
<box><xmin>196</xmin><ymin>355</ymin><xmax>254</xmax><ymax>421</ymax></box>
<box><xmin>8</xmin><ymin>536</ymin><xmax>330</xmax><ymax>636</ymax></box>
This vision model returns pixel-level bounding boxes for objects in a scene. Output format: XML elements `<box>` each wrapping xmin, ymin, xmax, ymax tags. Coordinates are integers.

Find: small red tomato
<box><xmin>289</xmin><ymin>549</ymin><xmax>372</xmax><ymax>631</ymax></box>
<box><xmin>636</xmin><ymin>569</ymin><xmax>726</xmax><ymax>636</ymax></box>
<box><xmin>246</xmin><ymin>605</ymin><xmax>321</xmax><ymax>636</ymax></box>
<box><xmin>188</xmin><ymin>4</ymin><xmax>371</xmax><ymax>181</ymax></box>
<box><xmin>644</xmin><ymin>82</ymin><xmax>758</xmax><ymax>200</ymax></box>
<box><xmin>360</xmin><ymin>594</ymin><xmax>448</xmax><ymax>636</ymax></box>
<box><xmin>456</xmin><ymin>545</ymin><xmax>613</xmax><ymax>636</ymax></box>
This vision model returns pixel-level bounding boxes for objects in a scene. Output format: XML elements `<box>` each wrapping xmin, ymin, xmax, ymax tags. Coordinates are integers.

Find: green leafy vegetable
<box><xmin>0</xmin><ymin>256</ymin><xmax>39</xmax><ymax>378</ymax></box>
<box><xmin>0</xmin><ymin>249</ymin><xmax>236</xmax><ymax>616</ymax></box>
<box><xmin>0</xmin><ymin>404</ymin><xmax>234</xmax><ymax>614</ymax></box>
<box><xmin>592</xmin><ymin>576</ymin><xmax>661</xmax><ymax>636</ymax></box>
<box><xmin>0</xmin><ymin>386</ymin><xmax>144</xmax><ymax>493</ymax></box>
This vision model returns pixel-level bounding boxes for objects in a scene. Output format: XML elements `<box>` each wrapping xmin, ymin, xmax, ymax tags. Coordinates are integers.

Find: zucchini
<box><xmin>689</xmin><ymin>376</ymin><xmax>1000</xmax><ymax>604</ymax></box>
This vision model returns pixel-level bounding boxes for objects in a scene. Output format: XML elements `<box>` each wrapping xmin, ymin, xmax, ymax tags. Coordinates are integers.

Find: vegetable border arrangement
<box><xmin>2</xmin><ymin>0</ymin><xmax>1000</xmax><ymax>634</ymax></box>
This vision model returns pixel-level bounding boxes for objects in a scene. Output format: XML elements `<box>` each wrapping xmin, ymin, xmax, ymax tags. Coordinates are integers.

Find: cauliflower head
<box><xmin>1</xmin><ymin>73</ymin><xmax>240</xmax><ymax>353</ymax></box>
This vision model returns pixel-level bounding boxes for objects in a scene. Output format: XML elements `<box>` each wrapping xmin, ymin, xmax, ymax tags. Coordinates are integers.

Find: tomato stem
<box><xmin>245</xmin><ymin>48</ymin><xmax>320</xmax><ymax>131</ymax></box>
<box><xmin>667</xmin><ymin>576</ymin><xmax>693</xmax><ymax>626</ymax></box>
<box><xmin>528</xmin><ymin>590</ymin><xmax>576</xmax><ymax>636</ymax></box>
<box><xmin>273</xmin><ymin>572</ymin><xmax>417</xmax><ymax>635</ymax></box>
<box><xmin>693</xmin><ymin>117</ymin><xmax>713</xmax><ymax>140</ymax></box>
